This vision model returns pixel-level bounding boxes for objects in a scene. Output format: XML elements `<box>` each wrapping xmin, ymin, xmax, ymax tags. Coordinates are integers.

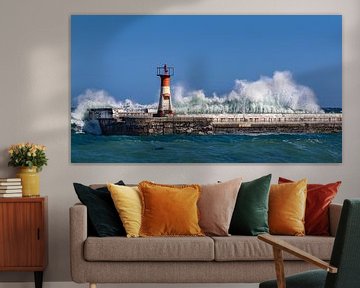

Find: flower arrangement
<box><xmin>8</xmin><ymin>143</ymin><xmax>48</xmax><ymax>172</ymax></box>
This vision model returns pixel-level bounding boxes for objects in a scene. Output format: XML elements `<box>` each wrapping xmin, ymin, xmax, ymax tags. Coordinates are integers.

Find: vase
<box><xmin>16</xmin><ymin>167</ymin><xmax>40</xmax><ymax>197</ymax></box>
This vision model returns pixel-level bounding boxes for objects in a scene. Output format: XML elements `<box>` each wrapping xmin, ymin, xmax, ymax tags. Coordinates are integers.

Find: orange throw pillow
<box><xmin>269</xmin><ymin>179</ymin><xmax>307</xmax><ymax>236</ymax></box>
<box><xmin>279</xmin><ymin>177</ymin><xmax>341</xmax><ymax>236</ymax></box>
<box><xmin>138</xmin><ymin>181</ymin><xmax>204</xmax><ymax>237</ymax></box>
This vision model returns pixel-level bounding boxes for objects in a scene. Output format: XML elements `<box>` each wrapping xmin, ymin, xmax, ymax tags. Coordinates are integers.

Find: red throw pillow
<box><xmin>278</xmin><ymin>177</ymin><xmax>341</xmax><ymax>236</ymax></box>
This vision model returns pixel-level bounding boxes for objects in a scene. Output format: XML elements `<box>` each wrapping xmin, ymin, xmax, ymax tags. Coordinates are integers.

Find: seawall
<box><xmin>96</xmin><ymin>113</ymin><xmax>342</xmax><ymax>136</ymax></box>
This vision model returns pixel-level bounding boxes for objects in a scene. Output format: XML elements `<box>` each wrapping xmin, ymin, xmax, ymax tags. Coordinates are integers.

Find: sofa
<box><xmin>70</xmin><ymin>201</ymin><xmax>342</xmax><ymax>287</ymax></box>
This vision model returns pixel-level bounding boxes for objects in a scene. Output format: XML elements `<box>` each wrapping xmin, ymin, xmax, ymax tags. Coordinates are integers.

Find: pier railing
<box><xmin>209</xmin><ymin>113</ymin><xmax>342</xmax><ymax>124</ymax></box>
<box><xmin>89</xmin><ymin>107</ymin><xmax>342</xmax><ymax>125</ymax></box>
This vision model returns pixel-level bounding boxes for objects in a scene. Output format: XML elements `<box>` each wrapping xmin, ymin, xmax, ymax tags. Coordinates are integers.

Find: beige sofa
<box><xmin>70</xmin><ymin>202</ymin><xmax>342</xmax><ymax>287</ymax></box>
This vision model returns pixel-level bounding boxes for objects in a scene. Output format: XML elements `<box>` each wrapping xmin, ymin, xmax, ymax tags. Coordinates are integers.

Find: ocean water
<box><xmin>71</xmin><ymin>132</ymin><xmax>342</xmax><ymax>163</ymax></box>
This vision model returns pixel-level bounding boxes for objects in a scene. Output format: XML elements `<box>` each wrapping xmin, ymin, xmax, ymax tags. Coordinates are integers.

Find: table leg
<box><xmin>34</xmin><ymin>271</ymin><xmax>43</xmax><ymax>288</ymax></box>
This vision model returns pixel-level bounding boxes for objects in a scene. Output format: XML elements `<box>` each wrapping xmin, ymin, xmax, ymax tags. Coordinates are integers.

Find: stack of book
<box><xmin>0</xmin><ymin>178</ymin><xmax>22</xmax><ymax>197</ymax></box>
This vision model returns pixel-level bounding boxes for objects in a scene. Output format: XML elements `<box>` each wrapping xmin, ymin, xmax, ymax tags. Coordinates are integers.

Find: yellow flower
<box><xmin>37</xmin><ymin>145</ymin><xmax>46</xmax><ymax>151</ymax></box>
<box><xmin>8</xmin><ymin>142</ymin><xmax>48</xmax><ymax>171</ymax></box>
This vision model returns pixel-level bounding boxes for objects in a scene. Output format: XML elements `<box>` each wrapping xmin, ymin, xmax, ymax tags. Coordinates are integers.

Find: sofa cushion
<box><xmin>73</xmin><ymin>181</ymin><xmax>126</xmax><ymax>237</ymax></box>
<box><xmin>198</xmin><ymin>178</ymin><xmax>242</xmax><ymax>236</ymax></box>
<box><xmin>269</xmin><ymin>179</ymin><xmax>307</xmax><ymax>236</ymax></box>
<box><xmin>139</xmin><ymin>181</ymin><xmax>203</xmax><ymax>237</ymax></box>
<box><xmin>279</xmin><ymin>177</ymin><xmax>341</xmax><ymax>236</ymax></box>
<box><xmin>84</xmin><ymin>236</ymin><xmax>214</xmax><ymax>261</ymax></box>
<box><xmin>212</xmin><ymin>235</ymin><xmax>334</xmax><ymax>261</ymax></box>
<box><xmin>107</xmin><ymin>184</ymin><xmax>142</xmax><ymax>238</ymax></box>
<box><xmin>229</xmin><ymin>174</ymin><xmax>271</xmax><ymax>236</ymax></box>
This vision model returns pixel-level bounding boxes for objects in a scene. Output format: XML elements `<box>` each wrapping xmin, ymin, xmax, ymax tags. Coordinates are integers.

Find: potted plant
<box><xmin>8</xmin><ymin>143</ymin><xmax>48</xmax><ymax>197</ymax></box>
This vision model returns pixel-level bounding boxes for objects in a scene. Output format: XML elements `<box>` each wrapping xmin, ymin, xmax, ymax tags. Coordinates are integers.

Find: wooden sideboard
<box><xmin>0</xmin><ymin>197</ymin><xmax>48</xmax><ymax>288</ymax></box>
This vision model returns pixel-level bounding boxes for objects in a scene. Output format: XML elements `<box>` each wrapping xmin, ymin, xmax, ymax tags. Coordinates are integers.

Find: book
<box><xmin>0</xmin><ymin>182</ymin><xmax>22</xmax><ymax>186</ymax></box>
<box><xmin>0</xmin><ymin>193</ymin><xmax>22</xmax><ymax>198</ymax></box>
<box><xmin>0</xmin><ymin>186</ymin><xmax>22</xmax><ymax>190</ymax></box>
<box><xmin>0</xmin><ymin>189</ymin><xmax>22</xmax><ymax>193</ymax></box>
<box><xmin>0</xmin><ymin>178</ymin><xmax>21</xmax><ymax>182</ymax></box>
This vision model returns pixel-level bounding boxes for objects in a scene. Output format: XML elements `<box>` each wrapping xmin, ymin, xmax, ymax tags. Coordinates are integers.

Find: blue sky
<box><xmin>71</xmin><ymin>15</ymin><xmax>342</xmax><ymax>107</ymax></box>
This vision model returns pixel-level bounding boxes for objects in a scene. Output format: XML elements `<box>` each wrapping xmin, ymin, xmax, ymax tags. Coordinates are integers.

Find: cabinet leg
<box><xmin>34</xmin><ymin>271</ymin><xmax>43</xmax><ymax>288</ymax></box>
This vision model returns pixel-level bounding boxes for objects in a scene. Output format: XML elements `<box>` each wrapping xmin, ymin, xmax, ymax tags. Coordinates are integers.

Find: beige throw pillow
<box><xmin>198</xmin><ymin>178</ymin><xmax>242</xmax><ymax>236</ymax></box>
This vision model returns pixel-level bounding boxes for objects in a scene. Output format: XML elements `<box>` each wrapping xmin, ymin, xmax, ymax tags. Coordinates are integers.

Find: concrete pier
<box><xmin>88</xmin><ymin>109</ymin><xmax>342</xmax><ymax>135</ymax></box>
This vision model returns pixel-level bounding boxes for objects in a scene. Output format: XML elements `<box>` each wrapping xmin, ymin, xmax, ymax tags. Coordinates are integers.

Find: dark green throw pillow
<box><xmin>229</xmin><ymin>174</ymin><xmax>272</xmax><ymax>236</ymax></box>
<box><xmin>73</xmin><ymin>181</ymin><xmax>126</xmax><ymax>237</ymax></box>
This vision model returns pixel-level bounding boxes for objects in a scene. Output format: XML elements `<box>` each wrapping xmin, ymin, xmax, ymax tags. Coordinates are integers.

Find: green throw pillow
<box><xmin>229</xmin><ymin>174</ymin><xmax>272</xmax><ymax>236</ymax></box>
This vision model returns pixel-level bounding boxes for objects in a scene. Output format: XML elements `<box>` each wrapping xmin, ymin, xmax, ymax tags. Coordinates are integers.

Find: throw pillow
<box><xmin>73</xmin><ymin>181</ymin><xmax>126</xmax><ymax>237</ymax></box>
<box><xmin>269</xmin><ymin>179</ymin><xmax>307</xmax><ymax>236</ymax></box>
<box><xmin>229</xmin><ymin>174</ymin><xmax>272</xmax><ymax>236</ymax></box>
<box><xmin>107</xmin><ymin>183</ymin><xmax>142</xmax><ymax>238</ymax></box>
<box><xmin>138</xmin><ymin>181</ymin><xmax>203</xmax><ymax>237</ymax></box>
<box><xmin>279</xmin><ymin>177</ymin><xmax>341</xmax><ymax>236</ymax></box>
<box><xmin>198</xmin><ymin>178</ymin><xmax>242</xmax><ymax>236</ymax></box>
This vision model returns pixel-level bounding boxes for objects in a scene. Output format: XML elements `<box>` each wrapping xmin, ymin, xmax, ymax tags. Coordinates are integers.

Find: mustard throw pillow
<box><xmin>269</xmin><ymin>179</ymin><xmax>307</xmax><ymax>236</ymax></box>
<box><xmin>107</xmin><ymin>183</ymin><xmax>142</xmax><ymax>238</ymax></box>
<box><xmin>138</xmin><ymin>181</ymin><xmax>204</xmax><ymax>237</ymax></box>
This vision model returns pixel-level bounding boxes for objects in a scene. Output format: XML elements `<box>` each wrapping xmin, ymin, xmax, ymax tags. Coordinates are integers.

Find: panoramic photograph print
<box><xmin>71</xmin><ymin>15</ymin><xmax>342</xmax><ymax>163</ymax></box>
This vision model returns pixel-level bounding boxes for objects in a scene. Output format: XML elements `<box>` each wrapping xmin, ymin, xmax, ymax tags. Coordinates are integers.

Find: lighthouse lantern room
<box><xmin>156</xmin><ymin>64</ymin><xmax>174</xmax><ymax>117</ymax></box>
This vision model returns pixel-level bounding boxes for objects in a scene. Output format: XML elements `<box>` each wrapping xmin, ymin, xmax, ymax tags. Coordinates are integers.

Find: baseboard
<box><xmin>0</xmin><ymin>282</ymin><xmax>259</xmax><ymax>288</ymax></box>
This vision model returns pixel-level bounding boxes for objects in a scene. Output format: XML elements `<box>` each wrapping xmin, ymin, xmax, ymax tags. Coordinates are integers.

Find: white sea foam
<box><xmin>71</xmin><ymin>71</ymin><xmax>323</xmax><ymax>132</ymax></box>
<box><xmin>71</xmin><ymin>90</ymin><xmax>120</xmax><ymax>123</ymax></box>
<box><xmin>70</xmin><ymin>89</ymin><xmax>156</xmax><ymax>130</ymax></box>
<box><xmin>173</xmin><ymin>71</ymin><xmax>322</xmax><ymax>114</ymax></box>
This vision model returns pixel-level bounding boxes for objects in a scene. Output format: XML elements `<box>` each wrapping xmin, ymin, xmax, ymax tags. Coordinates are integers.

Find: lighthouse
<box><xmin>156</xmin><ymin>64</ymin><xmax>174</xmax><ymax>117</ymax></box>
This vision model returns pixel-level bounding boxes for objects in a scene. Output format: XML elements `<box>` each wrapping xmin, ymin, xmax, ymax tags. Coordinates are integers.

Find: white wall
<box><xmin>0</xmin><ymin>0</ymin><xmax>359</xmax><ymax>283</ymax></box>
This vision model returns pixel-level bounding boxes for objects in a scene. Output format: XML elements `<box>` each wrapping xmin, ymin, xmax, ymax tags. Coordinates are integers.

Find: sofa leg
<box><xmin>89</xmin><ymin>283</ymin><xmax>96</xmax><ymax>288</ymax></box>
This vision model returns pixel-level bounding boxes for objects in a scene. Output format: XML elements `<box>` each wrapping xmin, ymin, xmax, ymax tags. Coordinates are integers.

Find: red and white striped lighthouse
<box><xmin>156</xmin><ymin>64</ymin><xmax>174</xmax><ymax>117</ymax></box>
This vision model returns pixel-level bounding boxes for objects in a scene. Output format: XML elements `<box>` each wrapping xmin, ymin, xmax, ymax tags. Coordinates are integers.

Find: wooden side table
<box><xmin>0</xmin><ymin>197</ymin><xmax>48</xmax><ymax>288</ymax></box>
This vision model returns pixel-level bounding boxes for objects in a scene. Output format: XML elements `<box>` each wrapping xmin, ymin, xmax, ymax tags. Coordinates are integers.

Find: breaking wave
<box><xmin>71</xmin><ymin>89</ymin><xmax>156</xmax><ymax>131</ymax></box>
<box><xmin>173</xmin><ymin>71</ymin><xmax>322</xmax><ymax>114</ymax></box>
<box><xmin>71</xmin><ymin>71</ymin><xmax>323</xmax><ymax>132</ymax></box>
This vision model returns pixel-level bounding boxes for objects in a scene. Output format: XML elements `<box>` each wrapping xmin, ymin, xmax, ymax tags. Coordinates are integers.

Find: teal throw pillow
<box><xmin>229</xmin><ymin>174</ymin><xmax>272</xmax><ymax>236</ymax></box>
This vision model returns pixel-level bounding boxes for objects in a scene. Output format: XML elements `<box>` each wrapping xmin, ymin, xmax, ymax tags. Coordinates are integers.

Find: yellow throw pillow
<box><xmin>107</xmin><ymin>183</ymin><xmax>142</xmax><ymax>238</ymax></box>
<box><xmin>269</xmin><ymin>179</ymin><xmax>307</xmax><ymax>236</ymax></box>
<box><xmin>138</xmin><ymin>181</ymin><xmax>204</xmax><ymax>237</ymax></box>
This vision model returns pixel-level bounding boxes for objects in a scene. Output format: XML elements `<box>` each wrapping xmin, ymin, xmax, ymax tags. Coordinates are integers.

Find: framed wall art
<box><xmin>71</xmin><ymin>15</ymin><xmax>342</xmax><ymax>163</ymax></box>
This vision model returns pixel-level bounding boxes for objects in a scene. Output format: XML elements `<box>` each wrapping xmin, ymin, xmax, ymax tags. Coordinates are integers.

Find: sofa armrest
<box><xmin>69</xmin><ymin>203</ymin><xmax>88</xmax><ymax>283</ymax></box>
<box><xmin>329</xmin><ymin>203</ymin><xmax>342</xmax><ymax>237</ymax></box>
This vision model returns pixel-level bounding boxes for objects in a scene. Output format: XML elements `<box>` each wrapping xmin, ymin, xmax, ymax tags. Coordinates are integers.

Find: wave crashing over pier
<box><xmin>71</xmin><ymin>71</ymin><xmax>324</xmax><ymax>131</ymax></box>
<box><xmin>174</xmin><ymin>71</ymin><xmax>322</xmax><ymax>114</ymax></box>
